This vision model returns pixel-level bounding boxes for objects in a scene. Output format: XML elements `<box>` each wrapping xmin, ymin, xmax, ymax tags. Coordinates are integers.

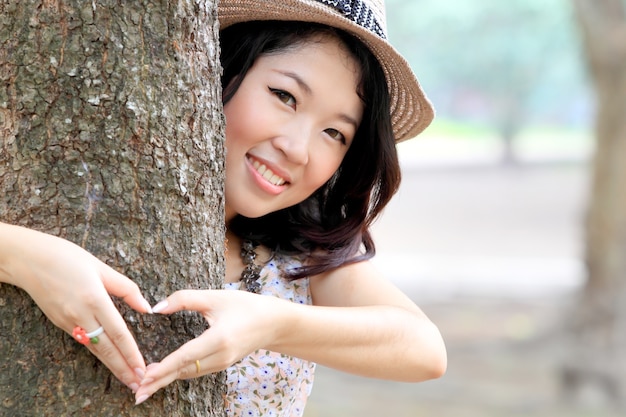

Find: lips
<box><xmin>250</xmin><ymin>158</ymin><xmax>287</xmax><ymax>186</ymax></box>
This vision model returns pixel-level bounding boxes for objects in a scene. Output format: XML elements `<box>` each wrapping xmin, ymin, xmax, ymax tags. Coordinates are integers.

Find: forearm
<box><xmin>0</xmin><ymin>222</ymin><xmax>27</xmax><ymax>287</ymax></box>
<box><xmin>0</xmin><ymin>222</ymin><xmax>62</xmax><ymax>291</ymax></box>
<box><xmin>267</xmin><ymin>300</ymin><xmax>447</xmax><ymax>382</ymax></box>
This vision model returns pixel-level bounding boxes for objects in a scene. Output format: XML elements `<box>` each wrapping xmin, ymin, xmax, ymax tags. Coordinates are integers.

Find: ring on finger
<box><xmin>195</xmin><ymin>360</ymin><xmax>201</xmax><ymax>374</ymax></box>
<box><xmin>72</xmin><ymin>326</ymin><xmax>104</xmax><ymax>345</ymax></box>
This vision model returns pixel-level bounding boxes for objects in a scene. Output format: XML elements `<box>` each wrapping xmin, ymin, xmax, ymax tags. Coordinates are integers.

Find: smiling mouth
<box><xmin>250</xmin><ymin>159</ymin><xmax>288</xmax><ymax>186</ymax></box>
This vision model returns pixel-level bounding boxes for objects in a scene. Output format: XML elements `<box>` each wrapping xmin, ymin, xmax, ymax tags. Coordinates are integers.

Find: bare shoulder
<box><xmin>309</xmin><ymin>260</ymin><xmax>422</xmax><ymax>313</ymax></box>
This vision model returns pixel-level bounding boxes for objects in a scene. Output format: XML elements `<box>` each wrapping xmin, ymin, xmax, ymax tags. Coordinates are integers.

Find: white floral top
<box><xmin>223</xmin><ymin>253</ymin><xmax>316</xmax><ymax>417</ymax></box>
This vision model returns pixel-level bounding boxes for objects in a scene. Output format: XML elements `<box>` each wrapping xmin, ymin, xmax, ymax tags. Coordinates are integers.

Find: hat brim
<box><xmin>218</xmin><ymin>0</ymin><xmax>434</xmax><ymax>142</ymax></box>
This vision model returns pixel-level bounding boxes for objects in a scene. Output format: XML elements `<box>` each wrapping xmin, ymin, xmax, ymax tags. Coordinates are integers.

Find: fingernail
<box><xmin>142</xmin><ymin>299</ymin><xmax>153</xmax><ymax>314</ymax></box>
<box><xmin>134</xmin><ymin>367</ymin><xmax>145</xmax><ymax>379</ymax></box>
<box><xmin>135</xmin><ymin>394</ymin><xmax>150</xmax><ymax>405</ymax></box>
<box><xmin>129</xmin><ymin>383</ymin><xmax>139</xmax><ymax>393</ymax></box>
<box><xmin>152</xmin><ymin>300</ymin><xmax>168</xmax><ymax>314</ymax></box>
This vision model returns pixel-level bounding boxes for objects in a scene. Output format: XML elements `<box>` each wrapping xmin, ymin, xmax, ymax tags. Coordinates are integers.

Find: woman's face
<box><xmin>223</xmin><ymin>35</ymin><xmax>364</xmax><ymax>221</ymax></box>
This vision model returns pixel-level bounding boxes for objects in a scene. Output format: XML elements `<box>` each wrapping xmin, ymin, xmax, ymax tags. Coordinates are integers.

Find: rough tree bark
<box><xmin>0</xmin><ymin>1</ymin><xmax>226</xmax><ymax>415</ymax></box>
<box><xmin>562</xmin><ymin>0</ymin><xmax>626</xmax><ymax>406</ymax></box>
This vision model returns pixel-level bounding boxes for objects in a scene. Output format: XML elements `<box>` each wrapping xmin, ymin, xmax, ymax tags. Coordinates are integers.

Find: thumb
<box><xmin>151</xmin><ymin>289</ymin><xmax>213</xmax><ymax>314</ymax></box>
<box><xmin>101</xmin><ymin>264</ymin><xmax>153</xmax><ymax>314</ymax></box>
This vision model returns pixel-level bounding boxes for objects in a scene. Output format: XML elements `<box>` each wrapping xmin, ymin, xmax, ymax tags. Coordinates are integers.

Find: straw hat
<box><xmin>218</xmin><ymin>0</ymin><xmax>434</xmax><ymax>142</ymax></box>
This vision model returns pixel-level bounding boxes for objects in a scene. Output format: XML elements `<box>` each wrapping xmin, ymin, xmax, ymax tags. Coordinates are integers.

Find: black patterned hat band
<box><xmin>318</xmin><ymin>0</ymin><xmax>386</xmax><ymax>39</ymax></box>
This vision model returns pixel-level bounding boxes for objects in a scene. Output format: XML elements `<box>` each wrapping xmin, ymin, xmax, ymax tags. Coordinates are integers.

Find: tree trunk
<box><xmin>0</xmin><ymin>1</ymin><xmax>226</xmax><ymax>415</ymax></box>
<box><xmin>562</xmin><ymin>0</ymin><xmax>626</xmax><ymax>406</ymax></box>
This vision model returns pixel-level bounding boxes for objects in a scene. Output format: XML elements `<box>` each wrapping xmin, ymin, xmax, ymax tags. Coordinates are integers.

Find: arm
<box><xmin>274</xmin><ymin>260</ymin><xmax>447</xmax><ymax>381</ymax></box>
<box><xmin>0</xmin><ymin>222</ymin><xmax>152</xmax><ymax>392</ymax></box>
<box><xmin>134</xmin><ymin>260</ymin><xmax>446</xmax><ymax>403</ymax></box>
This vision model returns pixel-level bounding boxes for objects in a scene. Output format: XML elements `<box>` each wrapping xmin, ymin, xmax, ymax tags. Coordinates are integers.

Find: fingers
<box><xmin>151</xmin><ymin>289</ymin><xmax>213</xmax><ymax>315</ymax></box>
<box><xmin>89</xmin><ymin>263</ymin><xmax>152</xmax><ymax>389</ymax></box>
<box><xmin>71</xmin><ymin>290</ymin><xmax>146</xmax><ymax>391</ymax></box>
<box><xmin>83</xmin><ymin>330</ymin><xmax>144</xmax><ymax>393</ymax></box>
<box><xmin>134</xmin><ymin>290</ymin><xmax>264</xmax><ymax>404</ymax></box>
<box><xmin>134</xmin><ymin>335</ymin><xmax>219</xmax><ymax>405</ymax></box>
<box><xmin>70</xmin><ymin>273</ymin><xmax>149</xmax><ymax>391</ymax></box>
<box><xmin>92</xmin><ymin>294</ymin><xmax>148</xmax><ymax>377</ymax></box>
<box><xmin>100</xmin><ymin>264</ymin><xmax>152</xmax><ymax>314</ymax></box>
<box><xmin>134</xmin><ymin>290</ymin><xmax>217</xmax><ymax>404</ymax></box>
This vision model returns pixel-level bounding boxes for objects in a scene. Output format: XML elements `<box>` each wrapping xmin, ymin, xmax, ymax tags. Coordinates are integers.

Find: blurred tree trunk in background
<box><xmin>562</xmin><ymin>0</ymin><xmax>626</xmax><ymax>406</ymax></box>
<box><xmin>0</xmin><ymin>1</ymin><xmax>226</xmax><ymax>415</ymax></box>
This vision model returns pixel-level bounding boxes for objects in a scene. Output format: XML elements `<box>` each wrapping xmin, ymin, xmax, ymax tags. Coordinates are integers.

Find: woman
<box><xmin>0</xmin><ymin>0</ymin><xmax>446</xmax><ymax>415</ymax></box>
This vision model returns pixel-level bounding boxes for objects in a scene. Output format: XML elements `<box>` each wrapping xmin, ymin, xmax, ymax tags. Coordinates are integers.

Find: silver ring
<box><xmin>86</xmin><ymin>326</ymin><xmax>104</xmax><ymax>339</ymax></box>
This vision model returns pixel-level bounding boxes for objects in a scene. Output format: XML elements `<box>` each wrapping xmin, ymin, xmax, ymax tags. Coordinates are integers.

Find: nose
<box><xmin>271</xmin><ymin>123</ymin><xmax>311</xmax><ymax>165</ymax></box>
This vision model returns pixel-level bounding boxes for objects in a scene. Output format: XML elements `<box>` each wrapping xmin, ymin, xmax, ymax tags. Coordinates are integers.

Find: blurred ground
<box><xmin>303</xmin><ymin>136</ymin><xmax>623</xmax><ymax>416</ymax></box>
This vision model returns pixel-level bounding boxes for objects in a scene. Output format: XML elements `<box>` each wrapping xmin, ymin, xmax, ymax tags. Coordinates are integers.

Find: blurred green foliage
<box><xmin>386</xmin><ymin>0</ymin><xmax>590</xmax><ymax>132</ymax></box>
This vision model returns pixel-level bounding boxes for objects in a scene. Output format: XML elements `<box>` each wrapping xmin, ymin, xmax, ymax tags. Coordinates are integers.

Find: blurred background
<box><xmin>305</xmin><ymin>0</ymin><xmax>626</xmax><ymax>416</ymax></box>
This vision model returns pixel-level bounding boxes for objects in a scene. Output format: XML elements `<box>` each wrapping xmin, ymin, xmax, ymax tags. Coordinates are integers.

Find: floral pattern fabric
<box><xmin>223</xmin><ymin>254</ymin><xmax>316</xmax><ymax>417</ymax></box>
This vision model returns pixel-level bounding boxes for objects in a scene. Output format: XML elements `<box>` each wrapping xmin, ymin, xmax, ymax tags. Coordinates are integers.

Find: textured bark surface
<box><xmin>0</xmin><ymin>0</ymin><xmax>226</xmax><ymax>415</ymax></box>
<box><xmin>563</xmin><ymin>0</ymin><xmax>626</xmax><ymax>405</ymax></box>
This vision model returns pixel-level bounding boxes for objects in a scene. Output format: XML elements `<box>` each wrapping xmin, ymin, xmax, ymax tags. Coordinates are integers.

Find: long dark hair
<box><xmin>221</xmin><ymin>21</ymin><xmax>401</xmax><ymax>278</ymax></box>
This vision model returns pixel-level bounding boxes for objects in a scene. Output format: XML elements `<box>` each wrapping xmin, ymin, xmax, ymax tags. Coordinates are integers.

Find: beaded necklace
<box><xmin>240</xmin><ymin>240</ymin><xmax>262</xmax><ymax>293</ymax></box>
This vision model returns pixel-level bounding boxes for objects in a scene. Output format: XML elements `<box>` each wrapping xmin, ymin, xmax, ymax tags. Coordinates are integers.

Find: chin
<box><xmin>232</xmin><ymin>203</ymin><xmax>273</xmax><ymax>219</ymax></box>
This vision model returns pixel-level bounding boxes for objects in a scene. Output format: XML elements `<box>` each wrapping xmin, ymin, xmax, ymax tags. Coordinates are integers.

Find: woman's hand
<box><xmin>0</xmin><ymin>223</ymin><xmax>152</xmax><ymax>392</ymax></box>
<box><xmin>134</xmin><ymin>290</ymin><xmax>283</xmax><ymax>405</ymax></box>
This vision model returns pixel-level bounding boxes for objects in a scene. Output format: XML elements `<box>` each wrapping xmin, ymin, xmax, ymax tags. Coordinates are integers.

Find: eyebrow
<box><xmin>338</xmin><ymin>113</ymin><xmax>360</xmax><ymax>132</ymax></box>
<box><xmin>277</xmin><ymin>70</ymin><xmax>313</xmax><ymax>95</ymax></box>
<box><xmin>276</xmin><ymin>70</ymin><xmax>360</xmax><ymax>130</ymax></box>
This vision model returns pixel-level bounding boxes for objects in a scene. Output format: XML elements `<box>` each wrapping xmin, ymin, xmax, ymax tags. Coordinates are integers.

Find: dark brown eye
<box><xmin>269</xmin><ymin>88</ymin><xmax>296</xmax><ymax>107</ymax></box>
<box><xmin>324</xmin><ymin>128</ymin><xmax>346</xmax><ymax>144</ymax></box>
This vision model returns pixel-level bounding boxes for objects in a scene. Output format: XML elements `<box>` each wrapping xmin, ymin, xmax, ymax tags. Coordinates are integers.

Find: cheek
<box><xmin>224</xmin><ymin>105</ymin><xmax>247</xmax><ymax>147</ymax></box>
<box><xmin>308</xmin><ymin>150</ymin><xmax>346</xmax><ymax>188</ymax></box>
<box><xmin>223</xmin><ymin>89</ymin><xmax>265</xmax><ymax>146</ymax></box>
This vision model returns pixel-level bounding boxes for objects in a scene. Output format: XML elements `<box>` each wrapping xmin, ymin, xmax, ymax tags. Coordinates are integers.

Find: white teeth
<box><xmin>251</xmin><ymin>159</ymin><xmax>286</xmax><ymax>186</ymax></box>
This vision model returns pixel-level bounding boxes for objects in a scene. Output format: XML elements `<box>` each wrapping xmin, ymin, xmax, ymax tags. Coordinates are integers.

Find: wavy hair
<box><xmin>221</xmin><ymin>21</ymin><xmax>401</xmax><ymax>278</ymax></box>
